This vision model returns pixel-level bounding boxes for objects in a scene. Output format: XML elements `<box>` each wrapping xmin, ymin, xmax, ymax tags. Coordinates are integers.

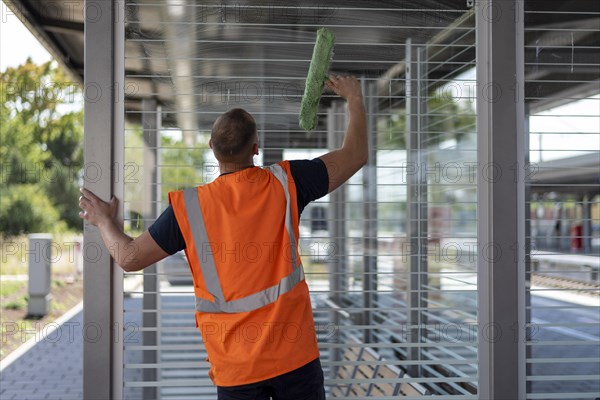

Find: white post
<box><xmin>27</xmin><ymin>234</ymin><xmax>52</xmax><ymax>317</ymax></box>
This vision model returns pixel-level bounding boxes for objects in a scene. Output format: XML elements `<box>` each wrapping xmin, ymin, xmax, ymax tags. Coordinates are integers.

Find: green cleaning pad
<box><xmin>299</xmin><ymin>27</ymin><xmax>335</xmax><ymax>131</ymax></box>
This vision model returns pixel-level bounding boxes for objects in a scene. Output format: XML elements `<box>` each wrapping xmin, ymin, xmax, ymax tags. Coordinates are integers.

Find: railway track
<box><xmin>532</xmin><ymin>273</ymin><xmax>600</xmax><ymax>297</ymax></box>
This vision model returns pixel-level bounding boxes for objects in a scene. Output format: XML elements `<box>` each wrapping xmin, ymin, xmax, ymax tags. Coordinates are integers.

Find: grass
<box><xmin>1</xmin><ymin>235</ymin><xmax>85</xmax><ymax>360</ymax></box>
<box><xmin>1</xmin><ymin>280</ymin><xmax>28</xmax><ymax>312</ymax></box>
<box><xmin>0</xmin><ymin>281</ymin><xmax>26</xmax><ymax>297</ymax></box>
<box><xmin>0</xmin><ymin>232</ymin><xmax>82</xmax><ymax>276</ymax></box>
<box><xmin>4</xmin><ymin>296</ymin><xmax>27</xmax><ymax>311</ymax></box>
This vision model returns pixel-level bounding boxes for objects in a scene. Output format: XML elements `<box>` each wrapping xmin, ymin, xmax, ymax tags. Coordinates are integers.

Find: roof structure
<box><xmin>6</xmin><ymin>0</ymin><xmax>598</xmax><ymax>125</ymax></box>
<box><xmin>5</xmin><ymin>0</ymin><xmax>599</xmax><ymax>184</ymax></box>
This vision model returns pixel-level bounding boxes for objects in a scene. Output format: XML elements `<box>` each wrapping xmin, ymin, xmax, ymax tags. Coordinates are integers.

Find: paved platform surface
<box><xmin>0</xmin><ymin>297</ymin><xmax>142</xmax><ymax>400</ymax></box>
<box><xmin>0</xmin><ymin>308</ymin><xmax>84</xmax><ymax>400</ymax></box>
<box><xmin>0</xmin><ymin>292</ymin><xmax>597</xmax><ymax>399</ymax></box>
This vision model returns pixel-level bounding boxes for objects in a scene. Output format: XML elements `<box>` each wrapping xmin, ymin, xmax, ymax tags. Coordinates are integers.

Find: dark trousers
<box><xmin>217</xmin><ymin>357</ymin><xmax>326</xmax><ymax>400</ymax></box>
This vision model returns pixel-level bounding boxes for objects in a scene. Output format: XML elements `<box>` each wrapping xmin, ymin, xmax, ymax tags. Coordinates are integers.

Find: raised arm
<box><xmin>319</xmin><ymin>75</ymin><xmax>368</xmax><ymax>193</ymax></box>
<box><xmin>78</xmin><ymin>188</ymin><xmax>169</xmax><ymax>272</ymax></box>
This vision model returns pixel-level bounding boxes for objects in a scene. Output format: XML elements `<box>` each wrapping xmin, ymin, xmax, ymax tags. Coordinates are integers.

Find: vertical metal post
<box><xmin>83</xmin><ymin>0</ymin><xmax>124</xmax><ymax>399</ymax></box>
<box><xmin>582</xmin><ymin>194</ymin><xmax>592</xmax><ymax>253</ymax></box>
<box><xmin>142</xmin><ymin>98</ymin><xmax>160</xmax><ymax>400</ymax></box>
<box><xmin>524</xmin><ymin>105</ymin><xmax>533</xmax><ymax>395</ymax></box>
<box><xmin>327</xmin><ymin>101</ymin><xmax>346</xmax><ymax>376</ymax></box>
<box><xmin>405</xmin><ymin>38</ymin><xmax>428</xmax><ymax>377</ymax></box>
<box><xmin>476</xmin><ymin>1</ymin><xmax>526</xmax><ymax>398</ymax></box>
<box><xmin>328</xmin><ymin>102</ymin><xmax>347</xmax><ymax>305</ymax></box>
<box><xmin>362</xmin><ymin>81</ymin><xmax>378</xmax><ymax>344</ymax></box>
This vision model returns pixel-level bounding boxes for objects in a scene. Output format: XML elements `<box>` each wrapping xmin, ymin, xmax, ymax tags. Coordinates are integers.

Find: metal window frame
<box><xmin>405</xmin><ymin>37</ymin><xmax>429</xmax><ymax>378</ymax></box>
<box><xmin>83</xmin><ymin>0</ymin><xmax>125</xmax><ymax>398</ymax></box>
<box><xmin>476</xmin><ymin>0</ymin><xmax>526</xmax><ymax>398</ymax></box>
<box><xmin>327</xmin><ymin>100</ymin><xmax>348</xmax><ymax>305</ymax></box>
<box><xmin>362</xmin><ymin>79</ymin><xmax>379</xmax><ymax>344</ymax></box>
<box><xmin>327</xmin><ymin>100</ymin><xmax>347</xmax><ymax>378</ymax></box>
<box><xmin>141</xmin><ymin>98</ymin><xmax>161</xmax><ymax>400</ymax></box>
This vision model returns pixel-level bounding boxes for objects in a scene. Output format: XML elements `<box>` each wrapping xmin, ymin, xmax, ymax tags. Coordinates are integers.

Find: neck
<box><xmin>218</xmin><ymin>161</ymin><xmax>255</xmax><ymax>175</ymax></box>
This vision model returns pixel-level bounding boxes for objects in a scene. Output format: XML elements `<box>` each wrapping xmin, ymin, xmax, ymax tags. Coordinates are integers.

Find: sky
<box><xmin>0</xmin><ymin>1</ymin><xmax>52</xmax><ymax>70</ymax></box>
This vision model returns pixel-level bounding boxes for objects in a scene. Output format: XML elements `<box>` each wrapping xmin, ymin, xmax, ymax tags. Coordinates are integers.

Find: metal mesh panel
<box><xmin>524</xmin><ymin>1</ymin><xmax>600</xmax><ymax>399</ymax></box>
<box><xmin>119</xmin><ymin>1</ymin><xmax>481</xmax><ymax>398</ymax></box>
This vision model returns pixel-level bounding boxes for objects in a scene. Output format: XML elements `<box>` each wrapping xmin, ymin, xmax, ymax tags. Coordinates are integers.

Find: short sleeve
<box><xmin>148</xmin><ymin>205</ymin><xmax>186</xmax><ymax>255</ymax></box>
<box><xmin>289</xmin><ymin>158</ymin><xmax>329</xmax><ymax>216</ymax></box>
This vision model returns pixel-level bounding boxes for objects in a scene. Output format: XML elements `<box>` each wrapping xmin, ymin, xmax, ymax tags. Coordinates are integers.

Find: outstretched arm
<box><xmin>319</xmin><ymin>75</ymin><xmax>368</xmax><ymax>193</ymax></box>
<box><xmin>78</xmin><ymin>188</ymin><xmax>169</xmax><ymax>272</ymax></box>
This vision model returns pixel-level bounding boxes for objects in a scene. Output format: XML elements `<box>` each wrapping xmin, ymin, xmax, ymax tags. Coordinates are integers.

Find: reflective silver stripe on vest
<box><xmin>195</xmin><ymin>266</ymin><xmax>304</xmax><ymax>313</ymax></box>
<box><xmin>265</xmin><ymin>164</ymin><xmax>299</xmax><ymax>270</ymax></box>
<box><xmin>183</xmin><ymin>188</ymin><xmax>225</xmax><ymax>301</ymax></box>
<box><xmin>184</xmin><ymin>164</ymin><xmax>304</xmax><ymax>314</ymax></box>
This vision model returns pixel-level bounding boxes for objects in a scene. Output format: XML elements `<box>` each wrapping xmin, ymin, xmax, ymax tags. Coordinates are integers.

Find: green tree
<box><xmin>1</xmin><ymin>58</ymin><xmax>83</xmax><ymax>236</ymax></box>
<box><xmin>123</xmin><ymin>126</ymin><xmax>205</xmax><ymax>234</ymax></box>
<box><xmin>374</xmin><ymin>85</ymin><xmax>477</xmax><ymax>237</ymax></box>
<box><xmin>377</xmin><ymin>92</ymin><xmax>476</xmax><ymax>150</ymax></box>
<box><xmin>159</xmin><ymin>135</ymin><xmax>206</xmax><ymax>204</ymax></box>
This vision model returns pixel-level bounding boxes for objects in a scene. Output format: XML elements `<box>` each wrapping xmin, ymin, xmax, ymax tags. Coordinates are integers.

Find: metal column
<box><xmin>362</xmin><ymin>82</ymin><xmax>378</xmax><ymax>344</ymax></box>
<box><xmin>327</xmin><ymin>101</ymin><xmax>347</xmax><ymax>376</ymax></box>
<box><xmin>582</xmin><ymin>194</ymin><xmax>592</xmax><ymax>253</ymax></box>
<box><xmin>328</xmin><ymin>101</ymin><xmax>348</xmax><ymax>305</ymax></box>
<box><xmin>405</xmin><ymin>38</ymin><xmax>428</xmax><ymax>377</ymax></box>
<box><xmin>476</xmin><ymin>1</ymin><xmax>526</xmax><ymax>398</ymax></box>
<box><xmin>141</xmin><ymin>98</ymin><xmax>161</xmax><ymax>399</ymax></box>
<box><xmin>83</xmin><ymin>0</ymin><xmax>125</xmax><ymax>398</ymax></box>
<box><xmin>524</xmin><ymin>105</ymin><xmax>533</xmax><ymax>395</ymax></box>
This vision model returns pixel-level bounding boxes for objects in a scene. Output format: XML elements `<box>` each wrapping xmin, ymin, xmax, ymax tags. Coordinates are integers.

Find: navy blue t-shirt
<box><xmin>148</xmin><ymin>159</ymin><xmax>329</xmax><ymax>255</ymax></box>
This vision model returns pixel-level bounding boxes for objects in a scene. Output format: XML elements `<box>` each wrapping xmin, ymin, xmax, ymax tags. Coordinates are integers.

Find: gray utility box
<box><xmin>28</xmin><ymin>234</ymin><xmax>53</xmax><ymax>317</ymax></box>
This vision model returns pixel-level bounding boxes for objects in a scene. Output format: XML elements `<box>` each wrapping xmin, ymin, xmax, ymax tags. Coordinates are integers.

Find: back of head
<box><xmin>210</xmin><ymin>108</ymin><xmax>257</xmax><ymax>162</ymax></box>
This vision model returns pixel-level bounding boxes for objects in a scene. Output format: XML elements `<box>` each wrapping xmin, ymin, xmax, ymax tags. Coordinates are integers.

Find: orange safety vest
<box><xmin>169</xmin><ymin>161</ymin><xmax>320</xmax><ymax>386</ymax></box>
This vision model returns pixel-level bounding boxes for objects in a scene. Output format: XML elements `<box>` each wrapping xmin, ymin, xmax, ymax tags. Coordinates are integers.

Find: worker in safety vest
<box><xmin>79</xmin><ymin>75</ymin><xmax>367</xmax><ymax>399</ymax></box>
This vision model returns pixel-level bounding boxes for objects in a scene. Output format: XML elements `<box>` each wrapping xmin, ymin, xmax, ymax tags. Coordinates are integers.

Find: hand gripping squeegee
<box><xmin>299</xmin><ymin>27</ymin><xmax>335</xmax><ymax>131</ymax></box>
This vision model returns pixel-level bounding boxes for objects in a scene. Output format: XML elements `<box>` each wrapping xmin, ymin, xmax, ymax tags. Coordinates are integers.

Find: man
<box><xmin>79</xmin><ymin>74</ymin><xmax>367</xmax><ymax>399</ymax></box>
